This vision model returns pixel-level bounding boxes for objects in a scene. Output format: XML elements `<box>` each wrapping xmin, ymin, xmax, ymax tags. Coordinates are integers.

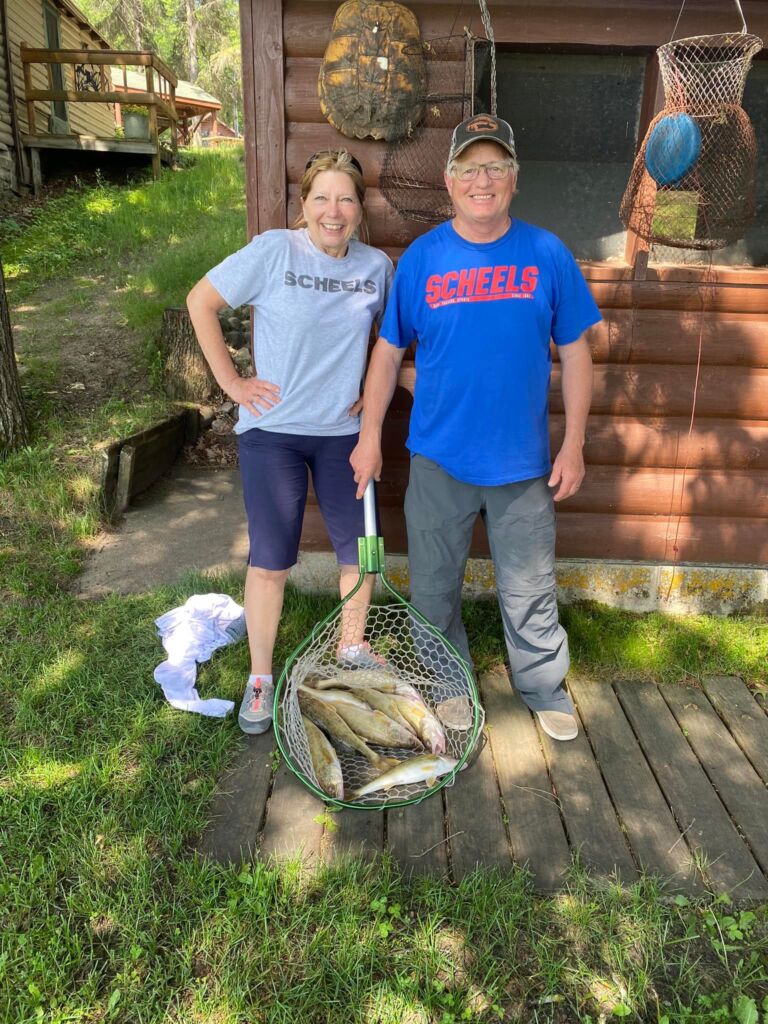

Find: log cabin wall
<box><xmin>0</xmin><ymin>0</ymin><xmax>16</xmax><ymax>188</ymax></box>
<box><xmin>5</xmin><ymin>0</ymin><xmax>115</xmax><ymax>142</ymax></box>
<box><xmin>241</xmin><ymin>0</ymin><xmax>768</xmax><ymax>566</ymax></box>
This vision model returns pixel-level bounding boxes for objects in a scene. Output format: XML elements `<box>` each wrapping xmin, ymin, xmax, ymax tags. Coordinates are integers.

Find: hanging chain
<box><xmin>477</xmin><ymin>0</ymin><xmax>496</xmax><ymax>114</ymax></box>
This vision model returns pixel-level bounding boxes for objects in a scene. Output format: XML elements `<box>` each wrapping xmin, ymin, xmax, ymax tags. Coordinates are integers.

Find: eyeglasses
<box><xmin>452</xmin><ymin>160</ymin><xmax>514</xmax><ymax>182</ymax></box>
<box><xmin>305</xmin><ymin>150</ymin><xmax>363</xmax><ymax>176</ymax></box>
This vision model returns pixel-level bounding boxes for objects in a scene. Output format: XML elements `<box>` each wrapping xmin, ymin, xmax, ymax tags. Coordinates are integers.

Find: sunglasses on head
<box><xmin>305</xmin><ymin>150</ymin><xmax>363</xmax><ymax>176</ymax></box>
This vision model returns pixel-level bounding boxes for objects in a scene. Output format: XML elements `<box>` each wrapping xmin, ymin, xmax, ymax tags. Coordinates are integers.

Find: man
<box><xmin>350</xmin><ymin>114</ymin><xmax>600</xmax><ymax>741</ymax></box>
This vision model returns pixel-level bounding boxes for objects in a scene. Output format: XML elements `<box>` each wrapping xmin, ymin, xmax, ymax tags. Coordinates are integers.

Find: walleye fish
<box><xmin>298</xmin><ymin>690</ymin><xmax>398</xmax><ymax>771</ymax></box>
<box><xmin>388</xmin><ymin>693</ymin><xmax>447</xmax><ymax>754</ymax></box>
<box><xmin>314</xmin><ymin>668</ymin><xmax>421</xmax><ymax>698</ymax></box>
<box><xmin>351</xmin><ymin>753</ymin><xmax>458</xmax><ymax>800</ymax></box>
<box><xmin>358</xmin><ymin>688</ymin><xmax>423</xmax><ymax>741</ymax></box>
<box><xmin>332</xmin><ymin>703</ymin><xmax>423</xmax><ymax>750</ymax></box>
<box><xmin>303</xmin><ymin>717</ymin><xmax>344</xmax><ymax>799</ymax></box>
<box><xmin>298</xmin><ymin>685</ymin><xmax>370</xmax><ymax>712</ymax></box>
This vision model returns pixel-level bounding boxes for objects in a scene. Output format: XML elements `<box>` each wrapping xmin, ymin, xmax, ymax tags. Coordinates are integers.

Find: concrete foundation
<box><xmin>292</xmin><ymin>553</ymin><xmax>767</xmax><ymax>616</ymax></box>
<box><xmin>77</xmin><ymin>467</ymin><xmax>767</xmax><ymax>616</ymax></box>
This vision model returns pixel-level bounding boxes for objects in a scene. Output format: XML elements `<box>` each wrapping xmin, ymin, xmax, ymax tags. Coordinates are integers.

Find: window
<box><xmin>476</xmin><ymin>49</ymin><xmax>646</xmax><ymax>262</ymax></box>
<box><xmin>43</xmin><ymin>2</ymin><xmax>68</xmax><ymax>132</ymax></box>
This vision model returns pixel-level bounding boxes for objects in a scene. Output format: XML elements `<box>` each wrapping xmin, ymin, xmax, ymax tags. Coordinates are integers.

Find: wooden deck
<box><xmin>198</xmin><ymin>673</ymin><xmax>768</xmax><ymax>901</ymax></box>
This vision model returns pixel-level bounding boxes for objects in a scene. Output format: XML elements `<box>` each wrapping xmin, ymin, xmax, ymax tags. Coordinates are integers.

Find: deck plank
<box><xmin>699</xmin><ymin>675</ymin><xmax>768</xmax><ymax>785</ymax></box>
<box><xmin>570</xmin><ymin>679</ymin><xmax>701</xmax><ymax>893</ymax></box>
<box><xmin>479</xmin><ymin>671</ymin><xmax>569</xmax><ymax>892</ymax></box>
<box><xmin>259</xmin><ymin>761</ymin><xmax>324</xmax><ymax>866</ymax></box>
<box><xmin>661</xmin><ymin>683</ymin><xmax>768</xmax><ymax>879</ymax></box>
<box><xmin>323</xmin><ymin>807</ymin><xmax>384</xmax><ymax>863</ymax></box>
<box><xmin>444</xmin><ymin>724</ymin><xmax>510</xmax><ymax>879</ymax></box>
<box><xmin>387</xmin><ymin>793</ymin><xmax>449</xmax><ymax>876</ymax></box>
<box><xmin>616</xmin><ymin>682</ymin><xmax>768</xmax><ymax>901</ymax></box>
<box><xmin>197</xmin><ymin>733</ymin><xmax>274</xmax><ymax>864</ymax></box>
<box><xmin>538</xmin><ymin>702</ymin><xmax>637</xmax><ymax>882</ymax></box>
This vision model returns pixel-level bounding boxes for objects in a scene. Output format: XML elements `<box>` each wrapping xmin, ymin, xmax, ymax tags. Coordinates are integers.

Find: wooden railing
<box><xmin>20</xmin><ymin>45</ymin><xmax>178</xmax><ymax>169</ymax></box>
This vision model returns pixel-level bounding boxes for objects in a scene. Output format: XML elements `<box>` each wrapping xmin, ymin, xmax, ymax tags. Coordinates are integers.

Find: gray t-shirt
<box><xmin>206</xmin><ymin>228</ymin><xmax>393</xmax><ymax>435</ymax></box>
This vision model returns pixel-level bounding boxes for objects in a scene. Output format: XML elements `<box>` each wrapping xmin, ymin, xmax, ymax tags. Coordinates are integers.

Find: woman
<box><xmin>187</xmin><ymin>150</ymin><xmax>393</xmax><ymax>735</ymax></box>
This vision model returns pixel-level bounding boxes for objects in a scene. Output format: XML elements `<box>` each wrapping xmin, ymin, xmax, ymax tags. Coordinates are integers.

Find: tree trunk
<box><xmin>131</xmin><ymin>0</ymin><xmax>142</xmax><ymax>50</ymax></box>
<box><xmin>186</xmin><ymin>0</ymin><xmax>199</xmax><ymax>82</ymax></box>
<box><xmin>160</xmin><ymin>306</ymin><xmax>219</xmax><ymax>402</ymax></box>
<box><xmin>0</xmin><ymin>258</ymin><xmax>28</xmax><ymax>453</ymax></box>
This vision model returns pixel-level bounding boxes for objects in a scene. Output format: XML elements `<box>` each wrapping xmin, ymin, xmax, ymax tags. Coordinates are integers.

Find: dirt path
<box><xmin>11</xmin><ymin>265</ymin><xmax>154</xmax><ymax>414</ymax></box>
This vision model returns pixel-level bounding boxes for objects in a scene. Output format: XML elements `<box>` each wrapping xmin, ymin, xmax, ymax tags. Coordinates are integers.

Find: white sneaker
<box><xmin>238</xmin><ymin>675</ymin><xmax>273</xmax><ymax>734</ymax></box>
<box><xmin>536</xmin><ymin>710</ymin><xmax>578</xmax><ymax>741</ymax></box>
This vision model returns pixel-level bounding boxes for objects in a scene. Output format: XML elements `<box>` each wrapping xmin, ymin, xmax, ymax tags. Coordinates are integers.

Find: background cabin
<box><xmin>0</xmin><ymin>0</ymin><xmax>178</xmax><ymax>188</ymax></box>
<box><xmin>241</xmin><ymin>0</ymin><xmax>768</xmax><ymax>571</ymax></box>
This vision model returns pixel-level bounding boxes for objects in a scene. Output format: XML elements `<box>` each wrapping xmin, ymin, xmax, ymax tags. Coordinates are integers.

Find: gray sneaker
<box><xmin>536</xmin><ymin>710</ymin><xmax>578</xmax><ymax>741</ymax></box>
<box><xmin>238</xmin><ymin>676</ymin><xmax>273</xmax><ymax>734</ymax></box>
<box><xmin>337</xmin><ymin>642</ymin><xmax>389</xmax><ymax>671</ymax></box>
<box><xmin>224</xmin><ymin>612</ymin><xmax>248</xmax><ymax>644</ymax></box>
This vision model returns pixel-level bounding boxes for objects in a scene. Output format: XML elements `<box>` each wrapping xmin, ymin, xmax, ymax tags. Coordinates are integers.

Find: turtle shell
<box><xmin>319</xmin><ymin>0</ymin><xmax>426</xmax><ymax>142</ymax></box>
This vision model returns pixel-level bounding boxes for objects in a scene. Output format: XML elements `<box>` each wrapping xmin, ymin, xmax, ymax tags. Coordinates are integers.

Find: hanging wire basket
<box><xmin>620</xmin><ymin>29</ymin><xmax>763</xmax><ymax>249</ymax></box>
<box><xmin>379</xmin><ymin>34</ymin><xmax>478</xmax><ymax>224</ymax></box>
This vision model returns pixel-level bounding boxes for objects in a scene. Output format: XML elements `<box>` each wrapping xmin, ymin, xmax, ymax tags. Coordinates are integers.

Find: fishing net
<box><xmin>274</xmin><ymin>484</ymin><xmax>484</xmax><ymax>810</ymax></box>
<box><xmin>379</xmin><ymin>34</ymin><xmax>477</xmax><ymax>224</ymax></box>
<box><xmin>620</xmin><ymin>29</ymin><xmax>763</xmax><ymax>249</ymax></box>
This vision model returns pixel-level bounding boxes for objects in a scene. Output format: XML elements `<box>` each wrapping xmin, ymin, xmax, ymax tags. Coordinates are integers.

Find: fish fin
<box><xmin>426</xmin><ymin>775</ymin><xmax>437</xmax><ymax>787</ymax></box>
<box><xmin>377</xmin><ymin>756</ymin><xmax>400</xmax><ymax>770</ymax></box>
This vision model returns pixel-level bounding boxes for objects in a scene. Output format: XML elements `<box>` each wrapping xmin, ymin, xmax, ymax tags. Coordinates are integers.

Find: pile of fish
<box><xmin>297</xmin><ymin>668</ymin><xmax>458</xmax><ymax>802</ymax></box>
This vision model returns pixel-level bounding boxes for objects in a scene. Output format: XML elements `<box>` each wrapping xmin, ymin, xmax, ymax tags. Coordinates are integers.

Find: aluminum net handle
<box><xmin>363</xmin><ymin>479</ymin><xmax>378</xmax><ymax>540</ymax></box>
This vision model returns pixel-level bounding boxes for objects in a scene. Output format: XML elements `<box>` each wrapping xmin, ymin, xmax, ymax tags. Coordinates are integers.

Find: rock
<box><xmin>211</xmin><ymin>414</ymin><xmax>235</xmax><ymax>435</ymax></box>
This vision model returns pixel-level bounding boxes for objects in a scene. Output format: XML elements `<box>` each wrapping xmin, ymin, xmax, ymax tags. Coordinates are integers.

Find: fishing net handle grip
<box><xmin>363</xmin><ymin>478</ymin><xmax>378</xmax><ymax>537</ymax></box>
<box><xmin>358</xmin><ymin>479</ymin><xmax>385</xmax><ymax>574</ymax></box>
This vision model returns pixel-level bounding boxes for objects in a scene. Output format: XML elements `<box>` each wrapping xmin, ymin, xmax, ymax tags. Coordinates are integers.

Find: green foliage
<box><xmin>462</xmin><ymin>597</ymin><xmax>767</xmax><ymax>688</ymax></box>
<box><xmin>1</xmin><ymin>150</ymin><xmax>245</xmax><ymax>311</ymax></box>
<box><xmin>120</xmin><ymin>103</ymin><xmax>150</xmax><ymax>115</ymax></box>
<box><xmin>76</xmin><ymin>0</ymin><xmax>243</xmax><ymax>127</ymax></box>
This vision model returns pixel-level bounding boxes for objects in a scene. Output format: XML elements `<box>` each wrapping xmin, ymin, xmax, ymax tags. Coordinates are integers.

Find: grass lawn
<box><xmin>1</xmin><ymin>152</ymin><xmax>767</xmax><ymax>1023</ymax></box>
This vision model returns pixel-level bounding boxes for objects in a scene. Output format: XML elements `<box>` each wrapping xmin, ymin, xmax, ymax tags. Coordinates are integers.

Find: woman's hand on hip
<box><xmin>223</xmin><ymin>375</ymin><xmax>280</xmax><ymax>418</ymax></box>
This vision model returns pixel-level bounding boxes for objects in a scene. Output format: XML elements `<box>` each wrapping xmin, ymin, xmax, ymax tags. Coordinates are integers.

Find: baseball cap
<box><xmin>448</xmin><ymin>114</ymin><xmax>516</xmax><ymax>163</ymax></box>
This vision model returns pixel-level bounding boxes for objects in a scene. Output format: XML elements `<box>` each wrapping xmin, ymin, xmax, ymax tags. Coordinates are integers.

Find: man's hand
<box><xmin>350</xmin><ymin>435</ymin><xmax>383</xmax><ymax>499</ymax></box>
<box><xmin>223</xmin><ymin>375</ymin><xmax>280</xmax><ymax>418</ymax></box>
<box><xmin>548</xmin><ymin>440</ymin><xmax>585</xmax><ymax>501</ymax></box>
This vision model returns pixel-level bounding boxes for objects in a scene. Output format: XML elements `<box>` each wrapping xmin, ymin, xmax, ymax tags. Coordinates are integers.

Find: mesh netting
<box><xmin>620</xmin><ymin>31</ymin><xmax>763</xmax><ymax>249</ymax></box>
<box><xmin>275</xmin><ymin>587</ymin><xmax>483</xmax><ymax>809</ymax></box>
<box><xmin>379</xmin><ymin>35</ymin><xmax>475</xmax><ymax>224</ymax></box>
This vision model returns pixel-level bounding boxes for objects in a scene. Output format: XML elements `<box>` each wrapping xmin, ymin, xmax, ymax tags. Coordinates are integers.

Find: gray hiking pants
<box><xmin>404</xmin><ymin>455</ymin><xmax>572</xmax><ymax>713</ymax></box>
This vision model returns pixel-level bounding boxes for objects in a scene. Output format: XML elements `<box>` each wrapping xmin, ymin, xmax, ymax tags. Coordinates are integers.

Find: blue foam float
<box><xmin>645</xmin><ymin>113</ymin><xmax>702</xmax><ymax>186</ymax></box>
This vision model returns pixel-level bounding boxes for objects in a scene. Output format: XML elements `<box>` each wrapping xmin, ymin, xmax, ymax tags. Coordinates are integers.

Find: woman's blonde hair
<box><xmin>293</xmin><ymin>149</ymin><xmax>370</xmax><ymax>245</ymax></box>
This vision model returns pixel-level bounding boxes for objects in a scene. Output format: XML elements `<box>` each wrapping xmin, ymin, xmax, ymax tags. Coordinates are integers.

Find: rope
<box><xmin>477</xmin><ymin>0</ymin><xmax>496</xmax><ymax>114</ymax></box>
<box><xmin>671</xmin><ymin>0</ymin><xmax>748</xmax><ymax>41</ymax></box>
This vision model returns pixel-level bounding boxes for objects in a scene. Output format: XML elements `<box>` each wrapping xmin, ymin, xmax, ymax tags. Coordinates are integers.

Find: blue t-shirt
<box><xmin>380</xmin><ymin>219</ymin><xmax>601</xmax><ymax>485</ymax></box>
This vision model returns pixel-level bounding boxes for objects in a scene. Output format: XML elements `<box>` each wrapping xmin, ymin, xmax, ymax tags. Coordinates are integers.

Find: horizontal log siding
<box><xmin>275</xmin><ymin>0</ymin><xmax>768</xmax><ymax>564</ymax></box>
<box><xmin>7</xmin><ymin>0</ymin><xmax>114</xmax><ymax>138</ymax></box>
<box><xmin>0</xmin><ymin>1</ymin><xmax>13</xmax><ymax>150</ymax></box>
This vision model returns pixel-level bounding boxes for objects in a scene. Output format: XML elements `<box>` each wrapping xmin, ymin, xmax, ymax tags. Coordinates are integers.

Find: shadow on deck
<box><xmin>198</xmin><ymin>673</ymin><xmax>768</xmax><ymax>902</ymax></box>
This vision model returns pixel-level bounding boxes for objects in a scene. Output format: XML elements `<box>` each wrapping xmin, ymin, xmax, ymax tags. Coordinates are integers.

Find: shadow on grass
<box><xmin>2</xmin><ymin>575</ymin><xmax>767</xmax><ymax>1021</ymax></box>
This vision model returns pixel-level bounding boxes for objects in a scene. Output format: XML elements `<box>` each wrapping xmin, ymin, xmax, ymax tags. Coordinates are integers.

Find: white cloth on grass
<box><xmin>154</xmin><ymin>594</ymin><xmax>244</xmax><ymax>717</ymax></box>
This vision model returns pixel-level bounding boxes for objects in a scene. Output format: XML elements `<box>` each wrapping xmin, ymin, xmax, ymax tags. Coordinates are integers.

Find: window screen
<box><xmin>476</xmin><ymin>50</ymin><xmax>646</xmax><ymax>261</ymax></box>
